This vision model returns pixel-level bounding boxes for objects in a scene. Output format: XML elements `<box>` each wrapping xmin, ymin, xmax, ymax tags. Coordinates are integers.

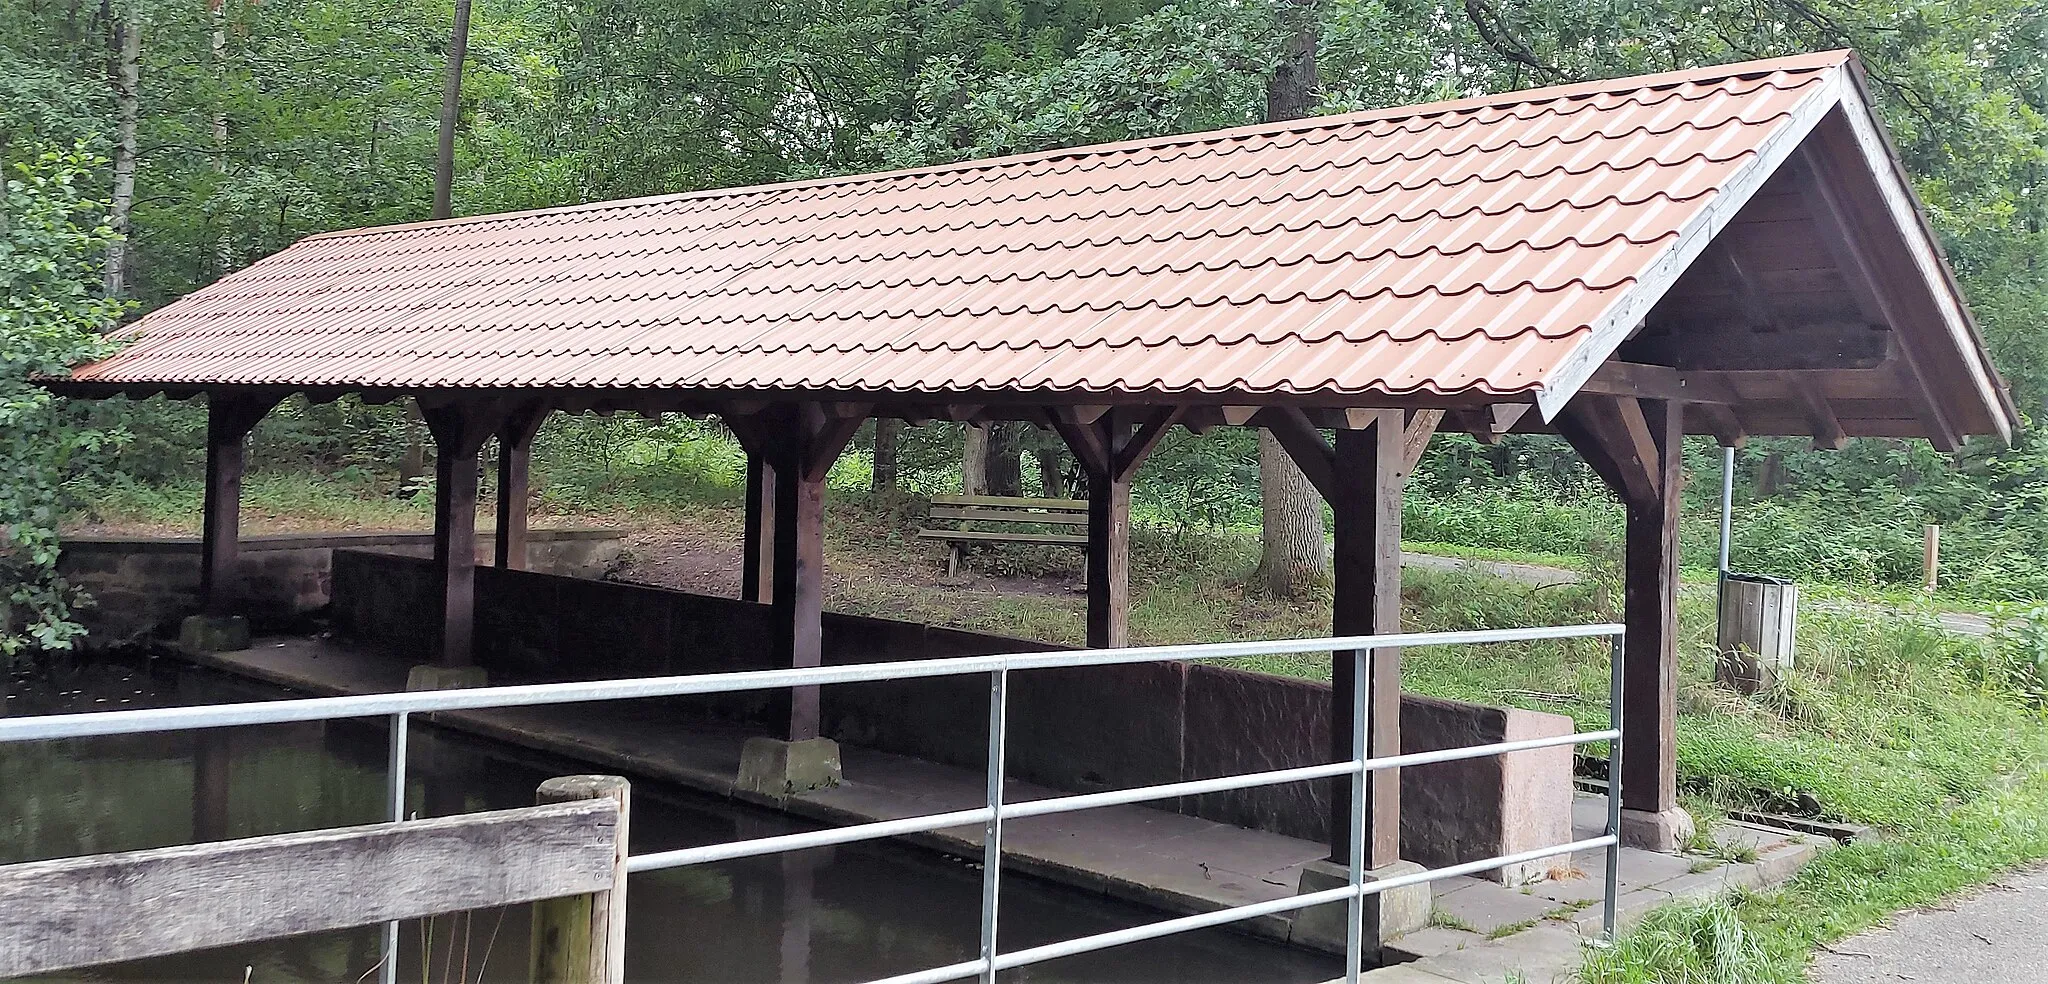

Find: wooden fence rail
<box><xmin>0</xmin><ymin>779</ymin><xmax>627</xmax><ymax>983</ymax></box>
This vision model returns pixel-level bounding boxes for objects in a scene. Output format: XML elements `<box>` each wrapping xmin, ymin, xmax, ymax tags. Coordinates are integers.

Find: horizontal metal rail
<box><xmin>626</xmin><ymin>728</ymin><xmax>1619</xmax><ymax>873</ymax></box>
<box><xmin>0</xmin><ymin>623</ymin><xmax>1620</xmax><ymax>744</ymax></box>
<box><xmin>2</xmin><ymin>622</ymin><xmax>1627</xmax><ymax>984</ymax></box>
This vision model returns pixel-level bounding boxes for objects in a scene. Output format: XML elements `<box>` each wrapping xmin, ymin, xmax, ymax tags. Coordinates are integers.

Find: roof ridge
<box><xmin>305</xmin><ymin>50</ymin><xmax>1851</xmax><ymax>245</ymax></box>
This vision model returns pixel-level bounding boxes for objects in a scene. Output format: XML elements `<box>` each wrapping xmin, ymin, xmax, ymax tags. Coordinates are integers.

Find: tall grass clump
<box><xmin>1579</xmin><ymin>900</ymin><xmax>1772</xmax><ymax>984</ymax></box>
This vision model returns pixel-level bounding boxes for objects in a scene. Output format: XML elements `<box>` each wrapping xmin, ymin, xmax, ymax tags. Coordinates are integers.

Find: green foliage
<box><xmin>1991</xmin><ymin>603</ymin><xmax>2048</xmax><ymax>705</ymax></box>
<box><xmin>1584</xmin><ymin>764</ymin><xmax>2048</xmax><ymax>984</ymax></box>
<box><xmin>0</xmin><ymin>145</ymin><xmax>124</xmax><ymax>656</ymax></box>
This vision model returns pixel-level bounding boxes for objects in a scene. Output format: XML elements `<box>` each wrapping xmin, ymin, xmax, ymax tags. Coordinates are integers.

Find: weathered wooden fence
<box><xmin>0</xmin><ymin>776</ymin><xmax>629</xmax><ymax>984</ymax></box>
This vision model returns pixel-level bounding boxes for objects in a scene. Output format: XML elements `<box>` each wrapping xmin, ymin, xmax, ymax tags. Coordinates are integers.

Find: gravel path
<box><xmin>1809</xmin><ymin>867</ymin><xmax>2048</xmax><ymax>984</ymax></box>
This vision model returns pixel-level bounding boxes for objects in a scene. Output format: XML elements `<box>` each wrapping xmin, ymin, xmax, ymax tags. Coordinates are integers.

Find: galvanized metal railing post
<box><xmin>1344</xmin><ymin>646</ymin><xmax>1370</xmax><ymax>983</ymax></box>
<box><xmin>381</xmin><ymin>710</ymin><xmax>409</xmax><ymax>984</ymax></box>
<box><xmin>977</xmin><ymin>667</ymin><xmax>1009</xmax><ymax>984</ymax></box>
<box><xmin>1602</xmin><ymin>637</ymin><xmax>1624</xmax><ymax>942</ymax></box>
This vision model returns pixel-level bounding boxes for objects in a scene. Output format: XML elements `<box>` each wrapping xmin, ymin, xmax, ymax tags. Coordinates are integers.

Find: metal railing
<box><xmin>0</xmin><ymin>623</ymin><xmax>1627</xmax><ymax>984</ymax></box>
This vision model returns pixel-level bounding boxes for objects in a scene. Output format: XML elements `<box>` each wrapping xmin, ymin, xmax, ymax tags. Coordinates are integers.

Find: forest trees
<box><xmin>1</xmin><ymin>147</ymin><xmax>124</xmax><ymax>654</ymax></box>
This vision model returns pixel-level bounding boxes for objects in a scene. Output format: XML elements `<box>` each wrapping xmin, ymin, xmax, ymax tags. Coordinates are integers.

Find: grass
<box><xmin>1583</xmin><ymin>764</ymin><xmax>2048</xmax><ymax>982</ymax></box>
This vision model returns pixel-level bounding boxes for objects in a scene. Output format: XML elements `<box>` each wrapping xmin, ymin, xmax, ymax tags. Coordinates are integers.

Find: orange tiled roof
<box><xmin>71</xmin><ymin>51</ymin><xmax>1868</xmax><ymax>413</ymax></box>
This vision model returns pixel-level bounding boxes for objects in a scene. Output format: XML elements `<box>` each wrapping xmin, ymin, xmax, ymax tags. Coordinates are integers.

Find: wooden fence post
<box><xmin>1923</xmin><ymin>524</ymin><xmax>1941</xmax><ymax>593</ymax></box>
<box><xmin>531</xmin><ymin>776</ymin><xmax>630</xmax><ymax>984</ymax></box>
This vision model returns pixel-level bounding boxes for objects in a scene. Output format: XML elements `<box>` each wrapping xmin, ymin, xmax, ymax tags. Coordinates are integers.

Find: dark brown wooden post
<box><xmin>1558</xmin><ymin>395</ymin><xmax>1688</xmax><ymax>851</ymax></box>
<box><xmin>1085</xmin><ymin>412</ymin><xmax>1132</xmax><ymax>649</ymax></box>
<box><xmin>197</xmin><ymin>393</ymin><xmax>275</xmax><ymax>616</ymax></box>
<box><xmin>1330</xmin><ymin>412</ymin><xmax>1404</xmax><ymax>869</ymax></box>
<box><xmin>741</xmin><ymin>453</ymin><xmax>775</xmax><ymax>603</ymax></box>
<box><xmin>744</xmin><ymin>404</ymin><xmax>861</xmax><ymax>741</ymax></box>
<box><xmin>1622</xmin><ymin>401</ymin><xmax>1682</xmax><ymax>819</ymax></box>
<box><xmin>495</xmin><ymin>404</ymin><xmax>548</xmax><ymax>571</ymax></box>
<box><xmin>423</xmin><ymin>402</ymin><xmax>490</xmax><ymax>667</ymax></box>
<box><xmin>1051</xmin><ymin>406</ymin><xmax>1180</xmax><ymax>650</ymax></box>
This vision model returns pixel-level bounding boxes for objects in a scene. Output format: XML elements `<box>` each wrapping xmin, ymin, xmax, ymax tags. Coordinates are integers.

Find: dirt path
<box><xmin>1809</xmin><ymin>866</ymin><xmax>2048</xmax><ymax>984</ymax></box>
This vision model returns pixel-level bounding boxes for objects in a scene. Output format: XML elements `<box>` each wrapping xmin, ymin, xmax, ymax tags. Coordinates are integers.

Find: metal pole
<box><xmin>381</xmin><ymin>711</ymin><xmax>408</xmax><ymax>984</ymax></box>
<box><xmin>1719</xmin><ymin>444</ymin><xmax>1735</xmax><ymax>580</ymax></box>
<box><xmin>1602</xmin><ymin>637</ymin><xmax>1624</xmax><ymax>942</ymax></box>
<box><xmin>1344</xmin><ymin>647</ymin><xmax>1371</xmax><ymax>983</ymax></box>
<box><xmin>977</xmin><ymin>668</ymin><xmax>1009</xmax><ymax>984</ymax></box>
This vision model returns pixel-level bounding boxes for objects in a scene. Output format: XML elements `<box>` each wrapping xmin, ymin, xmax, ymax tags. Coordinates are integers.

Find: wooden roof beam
<box><xmin>1797</xmin><ymin>388</ymin><xmax>1850</xmax><ymax>450</ymax></box>
<box><xmin>1697</xmin><ymin>403</ymin><xmax>1748</xmax><ymax>448</ymax></box>
<box><xmin>1793</xmin><ymin>143</ymin><xmax>1962</xmax><ymax>451</ymax></box>
<box><xmin>1254</xmin><ymin>407</ymin><xmax>1336</xmax><ymax>501</ymax></box>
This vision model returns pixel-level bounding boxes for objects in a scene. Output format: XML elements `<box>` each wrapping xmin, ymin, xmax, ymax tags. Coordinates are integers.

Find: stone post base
<box><xmin>178</xmin><ymin>614</ymin><xmax>250</xmax><ymax>653</ymax></box>
<box><xmin>1291</xmin><ymin>859</ymin><xmax>1432</xmax><ymax>958</ymax></box>
<box><xmin>736</xmin><ymin>737</ymin><xmax>843</xmax><ymax>798</ymax></box>
<box><xmin>1620</xmin><ymin>806</ymin><xmax>1696</xmax><ymax>853</ymax></box>
<box><xmin>406</xmin><ymin>665</ymin><xmax>489</xmax><ymax>691</ymax></box>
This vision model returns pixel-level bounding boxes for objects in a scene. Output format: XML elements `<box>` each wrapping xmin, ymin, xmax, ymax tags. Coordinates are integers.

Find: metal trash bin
<box><xmin>1716</xmin><ymin>572</ymin><xmax>1796</xmax><ymax>694</ymax></box>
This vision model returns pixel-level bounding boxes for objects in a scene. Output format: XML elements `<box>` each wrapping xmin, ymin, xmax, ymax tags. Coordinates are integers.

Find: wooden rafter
<box><xmin>1797</xmin><ymin>387</ymin><xmax>1849</xmax><ymax>450</ymax></box>
<box><xmin>1255</xmin><ymin>407</ymin><xmax>1337</xmax><ymax>501</ymax></box>
<box><xmin>1792</xmin><ymin>142</ymin><xmax>1961</xmax><ymax>451</ymax></box>
<box><xmin>1400</xmin><ymin>409</ymin><xmax>1445</xmax><ymax>475</ymax></box>
<box><xmin>1114</xmin><ymin>407</ymin><xmax>1185</xmax><ymax>482</ymax></box>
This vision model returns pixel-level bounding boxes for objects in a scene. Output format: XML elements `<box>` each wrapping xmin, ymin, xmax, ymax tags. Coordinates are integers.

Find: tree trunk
<box><xmin>104</xmin><ymin>0</ymin><xmax>142</xmax><ymax>297</ymax></box>
<box><xmin>962</xmin><ymin>424</ymin><xmax>989</xmax><ymax>495</ymax></box>
<box><xmin>986</xmin><ymin>422</ymin><xmax>1023</xmax><ymax>497</ymax></box>
<box><xmin>1255</xmin><ymin>429</ymin><xmax>1328</xmax><ymax>596</ymax></box>
<box><xmin>872</xmin><ymin>419</ymin><xmax>901</xmax><ymax>494</ymax></box>
<box><xmin>210</xmin><ymin>0</ymin><xmax>231</xmax><ymax>276</ymax></box>
<box><xmin>433</xmin><ymin>0</ymin><xmax>473</xmax><ymax>220</ymax></box>
<box><xmin>1034</xmin><ymin>447</ymin><xmax>1066</xmax><ymax>498</ymax></box>
<box><xmin>1758</xmin><ymin>451</ymin><xmax>1784</xmax><ymax>497</ymax></box>
<box><xmin>1254</xmin><ymin>0</ymin><xmax>1328</xmax><ymax>597</ymax></box>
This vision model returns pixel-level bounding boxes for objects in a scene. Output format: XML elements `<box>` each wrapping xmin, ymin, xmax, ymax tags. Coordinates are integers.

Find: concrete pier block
<box><xmin>1291</xmin><ymin>859</ymin><xmax>1432</xmax><ymax>958</ymax></box>
<box><xmin>736</xmin><ymin>737</ymin><xmax>842</xmax><ymax>797</ymax></box>
<box><xmin>1402</xmin><ymin>695</ymin><xmax>1575</xmax><ymax>886</ymax></box>
<box><xmin>406</xmin><ymin>665</ymin><xmax>489</xmax><ymax>691</ymax></box>
<box><xmin>178</xmin><ymin>614</ymin><xmax>250</xmax><ymax>653</ymax></box>
<box><xmin>1621</xmin><ymin>806</ymin><xmax>1697</xmax><ymax>854</ymax></box>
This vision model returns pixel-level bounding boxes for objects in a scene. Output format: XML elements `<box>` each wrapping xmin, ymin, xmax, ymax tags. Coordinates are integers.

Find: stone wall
<box><xmin>328</xmin><ymin>550</ymin><xmax>1574</xmax><ymax>881</ymax></box>
<box><xmin>61</xmin><ymin>529</ymin><xmax>624</xmax><ymax>648</ymax></box>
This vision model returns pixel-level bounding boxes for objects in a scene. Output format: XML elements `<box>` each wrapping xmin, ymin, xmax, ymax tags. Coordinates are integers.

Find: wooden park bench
<box><xmin>919</xmin><ymin>494</ymin><xmax>1088</xmax><ymax>577</ymax></box>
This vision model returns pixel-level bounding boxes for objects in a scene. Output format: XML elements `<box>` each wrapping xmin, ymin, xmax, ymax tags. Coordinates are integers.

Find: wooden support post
<box><xmin>197</xmin><ymin>393</ymin><xmax>275</xmax><ymax>616</ymax></box>
<box><xmin>1622</xmin><ymin>399</ymin><xmax>1683</xmax><ymax>818</ymax></box>
<box><xmin>1330</xmin><ymin>412</ymin><xmax>1404</xmax><ymax>868</ymax></box>
<box><xmin>1258</xmin><ymin>407</ymin><xmax>1416</xmax><ymax>867</ymax></box>
<box><xmin>530</xmin><ymin>776</ymin><xmax>631</xmax><ymax>984</ymax></box>
<box><xmin>1051</xmin><ymin>406</ymin><xmax>1182</xmax><ymax>649</ymax></box>
<box><xmin>1084</xmin><ymin>418</ymin><xmax>1132</xmax><ymax>649</ymax></box>
<box><xmin>742</xmin><ymin>453</ymin><xmax>775</xmax><ymax>603</ymax></box>
<box><xmin>747</xmin><ymin>404</ymin><xmax>861</xmax><ymax>741</ymax></box>
<box><xmin>423</xmin><ymin>403</ymin><xmax>491</xmax><ymax>667</ymax></box>
<box><xmin>1559</xmin><ymin>395</ymin><xmax>1687</xmax><ymax>849</ymax></box>
<box><xmin>495</xmin><ymin>404</ymin><xmax>548</xmax><ymax>571</ymax></box>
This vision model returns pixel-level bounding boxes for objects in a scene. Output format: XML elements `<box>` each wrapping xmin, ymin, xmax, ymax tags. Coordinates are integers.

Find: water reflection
<box><xmin>1</xmin><ymin>658</ymin><xmax>1338</xmax><ymax>983</ymax></box>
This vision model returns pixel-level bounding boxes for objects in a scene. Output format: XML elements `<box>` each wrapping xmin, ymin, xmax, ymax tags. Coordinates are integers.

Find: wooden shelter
<box><xmin>49</xmin><ymin>51</ymin><xmax>2016</xmax><ymax>862</ymax></box>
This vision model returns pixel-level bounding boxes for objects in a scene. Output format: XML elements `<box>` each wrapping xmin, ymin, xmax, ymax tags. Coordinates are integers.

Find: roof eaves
<box><xmin>1532</xmin><ymin>60</ymin><xmax>1853</xmax><ymax>420</ymax></box>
